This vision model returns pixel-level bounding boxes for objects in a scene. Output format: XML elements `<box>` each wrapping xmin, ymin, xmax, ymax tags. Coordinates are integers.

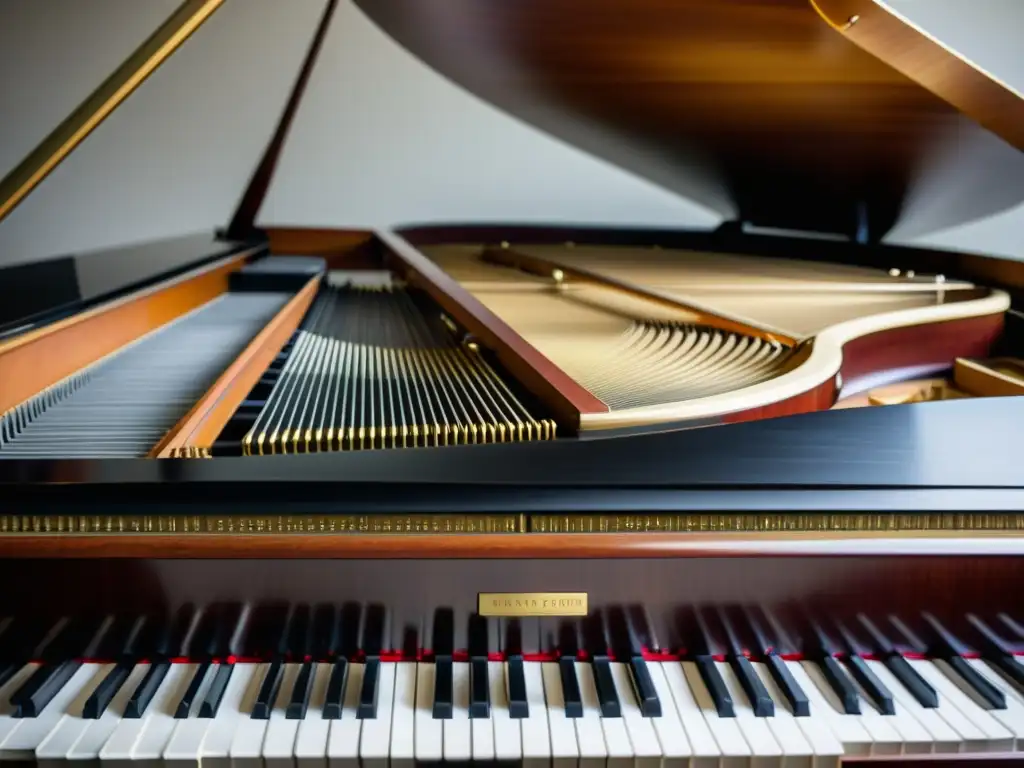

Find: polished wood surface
<box><xmin>816</xmin><ymin>0</ymin><xmax>1024</xmax><ymax>152</ymax></box>
<box><xmin>0</xmin><ymin>249</ymin><xmax>252</xmax><ymax>416</ymax></box>
<box><xmin>1</xmin><ymin>531</ymin><xmax>1023</xmax><ymax>560</ymax></box>
<box><xmin>356</xmin><ymin>0</ymin><xmax>1023</xmax><ymax>237</ymax></box>
<box><xmin>265</xmin><ymin>226</ymin><xmax>376</xmax><ymax>264</ymax></box>
<box><xmin>151</xmin><ymin>274</ymin><xmax>321</xmax><ymax>457</ymax></box>
<box><xmin>377</xmin><ymin>229</ymin><xmax>609</xmax><ymax>428</ymax></box>
<box><xmin>421</xmin><ymin>241</ymin><xmax>1007</xmax><ymax>429</ymax></box>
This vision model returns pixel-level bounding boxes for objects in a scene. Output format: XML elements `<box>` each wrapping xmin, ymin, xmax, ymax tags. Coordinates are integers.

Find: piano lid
<box><xmin>353</xmin><ymin>0</ymin><xmax>1024</xmax><ymax>241</ymax></box>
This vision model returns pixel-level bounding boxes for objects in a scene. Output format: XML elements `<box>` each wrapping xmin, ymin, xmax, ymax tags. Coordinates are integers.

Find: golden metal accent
<box><xmin>0</xmin><ymin>513</ymin><xmax>1020</xmax><ymax>537</ymax></box>
<box><xmin>0</xmin><ymin>514</ymin><xmax>522</xmax><ymax>535</ymax></box>
<box><xmin>0</xmin><ymin>0</ymin><xmax>226</xmax><ymax>225</ymax></box>
<box><xmin>529</xmin><ymin>513</ymin><xmax>1024</xmax><ymax>533</ymax></box>
<box><xmin>478</xmin><ymin>592</ymin><xmax>588</xmax><ymax>617</ymax></box>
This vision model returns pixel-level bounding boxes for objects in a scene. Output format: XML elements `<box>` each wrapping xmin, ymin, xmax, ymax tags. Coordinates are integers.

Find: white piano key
<box><xmin>388</xmin><ymin>663</ymin><xmax>416</xmax><ymax>768</ymax></box>
<box><xmin>681</xmin><ymin>661</ymin><xmax>752</xmax><ymax>768</ymax></box>
<box><xmin>913</xmin><ymin>660</ymin><xmax>1015</xmax><ymax>751</ymax></box>
<box><xmin>574</xmin><ymin>661</ymin><xmax>610</xmax><ymax>768</ymax></box>
<box><xmin>899</xmin><ymin>659</ymin><xmax>990</xmax><ymax>752</ymax></box>
<box><xmin>262</xmin><ymin>663</ymin><xmax>304</xmax><ymax>768</ymax></box>
<box><xmin>327</xmin><ymin>662</ymin><xmax>363</xmax><ymax>768</ymax></box>
<box><xmin>610</xmin><ymin>662</ymin><xmax>663</xmax><ymax>768</ymax></box>
<box><xmin>413</xmin><ymin>663</ymin><xmax>441</xmax><ymax>763</ymax></box>
<box><xmin>850</xmin><ymin>662</ymin><xmax>933</xmax><ymax>755</ymax></box>
<box><xmin>491</xmin><ymin>661</ymin><xmax>521</xmax><ymax>763</ymax></box>
<box><xmin>36</xmin><ymin>663</ymin><xmax>113</xmax><ymax>768</ymax></box>
<box><xmin>469</xmin><ymin>666</ymin><xmax>494</xmax><ymax>763</ymax></box>
<box><xmin>836</xmin><ymin>670</ymin><xmax>909</xmax><ymax>756</ymax></box>
<box><xmin>521</xmin><ymin>661</ymin><xmax>552</xmax><ymax>768</ymax></box>
<box><xmin>658</xmin><ymin>662</ymin><xmax>722</xmax><ymax>768</ymax></box>
<box><xmin>643</xmin><ymin>663</ymin><xmax>691</xmax><ymax>768</ymax></box>
<box><xmin>266</xmin><ymin>664</ymin><xmax>313</xmax><ymax>760</ymax></box>
<box><xmin>126</xmin><ymin>663</ymin><xmax>196</xmax><ymax>768</ymax></box>
<box><xmin>865</xmin><ymin>660</ymin><xmax>962</xmax><ymax>754</ymax></box>
<box><xmin>965</xmin><ymin>659</ymin><xmax>1024</xmax><ymax>747</ymax></box>
<box><xmin>294</xmin><ymin>663</ymin><xmax>334</xmax><ymax>768</ymax></box>
<box><xmin>0</xmin><ymin>664</ymin><xmax>107</xmax><ymax>759</ymax></box>
<box><xmin>162</xmin><ymin>662</ymin><xmax>220</xmax><ymax>767</ymax></box>
<box><xmin>229</xmin><ymin>663</ymin><xmax>274</xmax><ymax>768</ymax></box>
<box><xmin>441</xmin><ymin>662</ymin><xmax>471</xmax><ymax>763</ymax></box>
<box><xmin>946</xmin><ymin>663</ymin><xmax>1024</xmax><ymax>753</ymax></box>
<box><xmin>716</xmin><ymin>661</ymin><xmax>788</xmax><ymax>768</ymax></box>
<box><xmin>0</xmin><ymin>664</ymin><xmax>40</xmax><ymax>745</ymax></box>
<box><xmin>99</xmin><ymin>663</ymin><xmax>188</xmax><ymax>768</ymax></box>
<box><xmin>66</xmin><ymin>664</ymin><xmax>150</xmax><ymax>762</ymax></box>
<box><xmin>541</xmin><ymin>662</ymin><xmax>580</xmax><ymax>768</ymax></box>
<box><xmin>753</xmin><ymin>662</ymin><xmax>844</xmax><ymax>768</ymax></box>
<box><xmin>792</xmin><ymin>661</ymin><xmax>873</xmax><ymax>756</ymax></box>
<box><xmin>359</xmin><ymin>662</ymin><xmax>396</xmax><ymax>768</ymax></box>
<box><xmin>196</xmin><ymin>663</ymin><xmax>260</xmax><ymax>768</ymax></box>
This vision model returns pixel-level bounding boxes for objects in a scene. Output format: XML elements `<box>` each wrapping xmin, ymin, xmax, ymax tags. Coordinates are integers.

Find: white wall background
<box><xmin>0</xmin><ymin>0</ymin><xmax>328</xmax><ymax>267</ymax></box>
<box><xmin>0</xmin><ymin>0</ymin><xmax>1021</xmax><ymax>266</ymax></box>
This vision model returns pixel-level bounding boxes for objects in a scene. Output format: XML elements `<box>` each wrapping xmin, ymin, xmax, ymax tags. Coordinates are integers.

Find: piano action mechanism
<box><xmin>1</xmin><ymin>0</ymin><xmax>1024</xmax><ymax>764</ymax></box>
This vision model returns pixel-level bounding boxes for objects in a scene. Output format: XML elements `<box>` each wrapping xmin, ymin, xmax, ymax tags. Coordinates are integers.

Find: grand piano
<box><xmin>1</xmin><ymin>0</ymin><xmax>1024</xmax><ymax>764</ymax></box>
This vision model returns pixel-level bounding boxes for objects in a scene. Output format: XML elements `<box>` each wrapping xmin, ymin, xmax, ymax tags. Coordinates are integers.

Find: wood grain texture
<box><xmin>481</xmin><ymin>245</ymin><xmax>796</xmax><ymax>344</ymax></box>
<box><xmin>266</xmin><ymin>227</ymin><xmax>377</xmax><ymax>265</ymax></box>
<box><xmin>356</xmin><ymin>0</ymin><xmax>1023</xmax><ymax>238</ymax></box>
<box><xmin>2</xmin><ymin>531</ymin><xmax>1023</xmax><ymax>560</ymax></box>
<box><xmin>152</xmin><ymin>274</ymin><xmax>321</xmax><ymax>457</ymax></box>
<box><xmin>0</xmin><ymin>251</ymin><xmax>251</xmax><ymax>415</ymax></box>
<box><xmin>376</xmin><ymin>229</ymin><xmax>609</xmax><ymax>428</ymax></box>
<box><xmin>814</xmin><ymin>0</ymin><xmax>1024</xmax><ymax>152</ymax></box>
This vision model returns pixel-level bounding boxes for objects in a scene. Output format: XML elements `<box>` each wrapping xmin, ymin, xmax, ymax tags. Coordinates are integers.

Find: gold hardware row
<box><xmin>1</xmin><ymin>513</ymin><xmax>1022</xmax><ymax>536</ymax></box>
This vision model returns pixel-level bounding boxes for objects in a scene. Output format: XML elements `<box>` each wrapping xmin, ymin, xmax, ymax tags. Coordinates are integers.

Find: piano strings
<box><xmin>238</xmin><ymin>277</ymin><xmax>556</xmax><ymax>455</ymax></box>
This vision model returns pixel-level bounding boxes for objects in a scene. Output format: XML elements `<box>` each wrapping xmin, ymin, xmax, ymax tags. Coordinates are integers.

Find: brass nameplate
<box><xmin>478</xmin><ymin>592</ymin><xmax>588</xmax><ymax>617</ymax></box>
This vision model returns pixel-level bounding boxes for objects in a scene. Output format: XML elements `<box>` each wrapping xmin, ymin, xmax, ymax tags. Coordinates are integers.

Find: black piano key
<box><xmin>858</xmin><ymin>614</ymin><xmax>937</xmax><ymax>709</ymax></box>
<box><xmin>287</xmin><ymin>605</ymin><xmax>313</xmax><ymax>660</ymax></box>
<box><xmin>967</xmin><ymin>614</ymin><xmax>1024</xmax><ymax>689</ymax></box>
<box><xmin>0</xmin><ymin>616</ymin><xmax>53</xmax><ymax>662</ymax></box>
<box><xmin>506</xmin><ymin>657</ymin><xmax>528</xmax><ymax>719</ymax></box>
<box><xmin>338</xmin><ymin>603</ymin><xmax>362</xmax><ymax>659</ymax></box>
<box><xmin>312</xmin><ymin>604</ymin><xmax>339</xmax><ymax>660</ymax></box>
<box><xmin>433</xmin><ymin>657</ymin><xmax>454</xmax><ymax>719</ymax></box>
<box><xmin>696</xmin><ymin>656</ymin><xmax>734</xmax><ymax>718</ymax></box>
<box><xmin>592</xmin><ymin>658</ymin><xmax>622</xmax><ymax>718</ymax></box>
<box><xmin>921</xmin><ymin>613</ymin><xmax>1006</xmax><ymax>710</ymax></box>
<box><xmin>84</xmin><ymin>661</ymin><xmax>133</xmax><ymax>719</ymax></box>
<box><xmin>717</xmin><ymin>607</ymin><xmax>772</xmax><ymax>717</ymax></box>
<box><xmin>287</xmin><ymin>661</ymin><xmax>315</xmax><ymax>719</ymax></box>
<box><xmin>243</xmin><ymin>603</ymin><xmax>290</xmax><ymax>660</ymax></box>
<box><xmin>206</xmin><ymin>604</ymin><xmax>244</xmax><ymax>659</ymax></box>
<box><xmin>732</xmin><ymin>655</ymin><xmax>773</xmax><ymax>718</ymax></box>
<box><xmin>157</xmin><ymin>606</ymin><xmax>197</xmax><ymax>659</ymax></box>
<box><xmin>845</xmin><ymin>655</ymin><xmax>895</xmax><ymax>715</ymax></box>
<box><xmin>0</xmin><ymin>662</ymin><xmax>17</xmax><ymax>690</ymax></box>
<box><xmin>174</xmin><ymin>662</ymin><xmax>211</xmax><ymax>718</ymax></box>
<box><xmin>765</xmin><ymin>654</ymin><xmax>810</xmax><ymax>717</ymax></box>
<box><xmin>92</xmin><ymin>616</ymin><xmax>138</xmax><ymax>661</ymax></box>
<box><xmin>125</xmin><ymin>661</ymin><xmax>170</xmax><ymax>718</ymax></box>
<box><xmin>947</xmin><ymin>655</ymin><xmax>1007</xmax><ymax>710</ymax></box>
<box><xmin>998</xmin><ymin>613</ymin><xmax>1024</xmax><ymax>641</ymax></box>
<box><xmin>323</xmin><ymin>659</ymin><xmax>349</xmax><ymax>719</ymax></box>
<box><xmin>819</xmin><ymin>655</ymin><xmax>861</xmax><ymax>715</ymax></box>
<box><xmin>199</xmin><ymin>663</ymin><xmax>234</xmax><ymax>718</ymax></box>
<box><xmin>252</xmin><ymin>661</ymin><xmax>284</xmax><ymax>719</ymax></box>
<box><xmin>358</xmin><ymin>658</ymin><xmax>381</xmax><ymax>719</ymax></box>
<box><xmin>13</xmin><ymin>659</ymin><xmax>81</xmax><ymax>717</ymax></box>
<box><xmin>470</xmin><ymin>658</ymin><xmax>490</xmax><ymax>718</ymax></box>
<box><xmin>559</xmin><ymin>657</ymin><xmax>583</xmax><ymax>718</ymax></box>
<box><xmin>362</xmin><ymin>605</ymin><xmax>386</xmax><ymax>660</ymax></box>
<box><xmin>886</xmin><ymin>655</ymin><xmax>938</xmax><ymax>709</ymax></box>
<box><xmin>628</xmin><ymin>658</ymin><xmax>662</xmax><ymax>718</ymax></box>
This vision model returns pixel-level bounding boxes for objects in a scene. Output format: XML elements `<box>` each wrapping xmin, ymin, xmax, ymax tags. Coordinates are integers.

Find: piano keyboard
<box><xmin>221</xmin><ymin>278</ymin><xmax>555</xmax><ymax>455</ymax></box>
<box><xmin>2</xmin><ymin>607</ymin><xmax>1024</xmax><ymax>765</ymax></box>
<box><xmin>0</xmin><ymin>293</ymin><xmax>289</xmax><ymax>458</ymax></box>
